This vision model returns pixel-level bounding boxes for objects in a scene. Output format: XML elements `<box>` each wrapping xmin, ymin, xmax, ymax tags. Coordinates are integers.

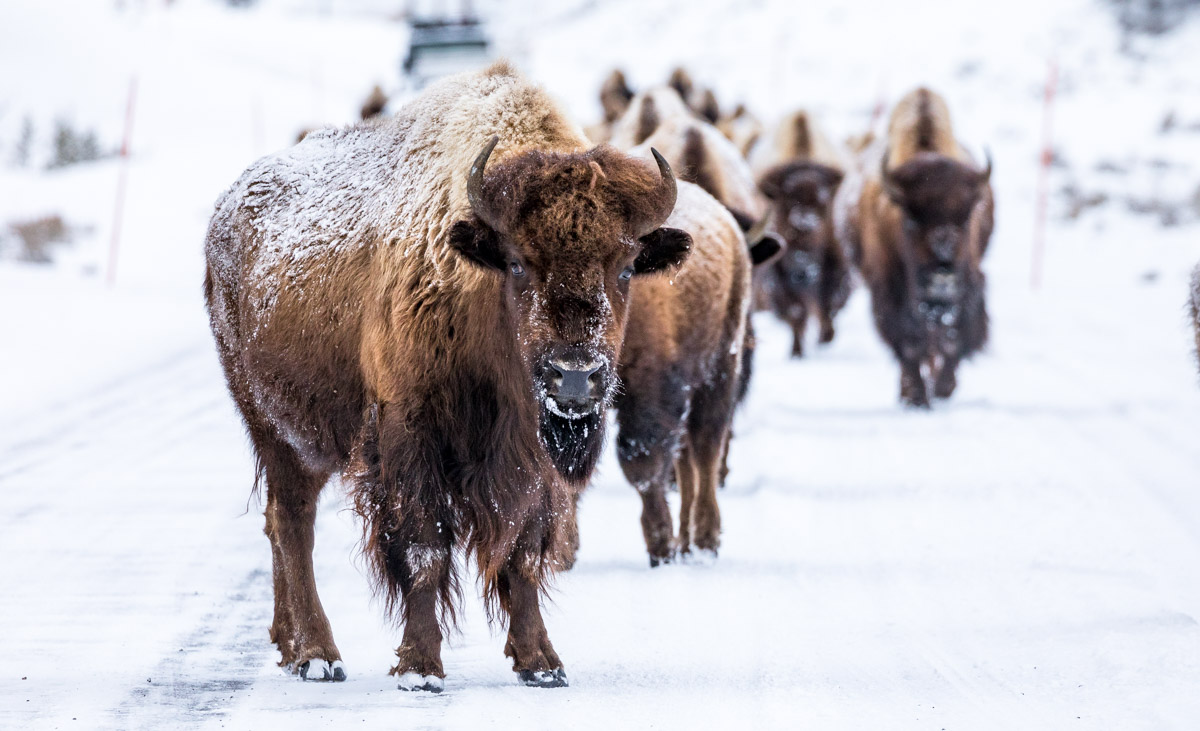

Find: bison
<box><xmin>606</xmin><ymin>87</ymin><xmax>781</xmax><ymax>564</ymax></box>
<box><xmin>360</xmin><ymin>84</ymin><xmax>388</xmax><ymax>120</ymax></box>
<box><xmin>204</xmin><ymin>62</ymin><xmax>692</xmax><ymax>690</ymax></box>
<box><xmin>667</xmin><ymin>66</ymin><xmax>721</xmax><ymax>125</ymax></box>
<box><xmin>609</xmin><ymin>86</ymin><xmax>768</xmax><ymax>235</ymax></box>
<box><xmin>838</xmin><ymin>87</ymin><xmax>994</xmax><ymax>407</ymax></box>
<box><xmin>753</xmin><ymin>110</ymin><xmax>852</xmax><ymax>357</ymax></box>
<box><xmin>615</xmin><ymin>179</ymin><xmax>755</xmax><ymax>565</ymax></box>
<box><xmin>585</xmin><ymin>68</ymin><xmax>636</xmax><ymax>145</ymax></box>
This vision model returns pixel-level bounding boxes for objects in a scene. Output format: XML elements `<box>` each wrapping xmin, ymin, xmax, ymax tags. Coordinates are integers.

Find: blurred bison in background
<box><xmin>838</xmin><ymin>87</ymin><xmax>994</xmax><ymax>407</ymax></box>
<box><xmin>360</xmin><ymin>84</ymin><xmax>388</xmax><ymax>120</ymax></box>
<box><xmin>753</xmin><ymin>110</ymin><xmax>852</xmax><ymax>357</ymax></box>
<box><xmin>204</xmin><ymin>62</ymin><xmax>690</xmax><ymax>691</ymax></box>
<box><xmin>717</xmin><ymin>103</ymin><xmax>765</xmax><ymax>159</ymax></box>
<box><xmin>609</xmin><ymin>86</ymin><xmax>769</xmax><ymax>240</ymax></box>
<box><xmin>585</xmin><ymin>68</ymin><xmax>636</xmax><ymax>144</ymax></box>
<box><xmin>667</xmin><ymin>66</ymin><xmax>721</xmax><ymax>124</ymax></box>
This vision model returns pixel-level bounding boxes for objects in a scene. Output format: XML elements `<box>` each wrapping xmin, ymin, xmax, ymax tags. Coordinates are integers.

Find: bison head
<box><xmin>759</xmin><ymin>161</ymin><xmax>844</xmax><ymax>293</ymax></box>
<box><xmin>881</xmin><ymin>150</ymin><xmax>991</xmax><ymax>306</ymax></box>
<box><xmin>449</xmin><ymin>138</ymin><xmax>691</xmax><ymax>481</ymax></box>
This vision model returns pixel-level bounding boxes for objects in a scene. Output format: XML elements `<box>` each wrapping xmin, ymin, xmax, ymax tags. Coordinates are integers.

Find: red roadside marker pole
<box><xmin>1031</xmin><ymin>58</ymin><xmax>1058</xmax><ymax>291</ymax></box>
<box><xmin>107</xmin><ymin>75</ymin><xmax>138</xmax><ymax>287</ymax></box>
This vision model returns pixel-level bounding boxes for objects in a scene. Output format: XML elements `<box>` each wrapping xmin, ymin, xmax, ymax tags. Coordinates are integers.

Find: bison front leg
<box><xmin>262</xmin><ymin>447</ymin><xmax>344</xmax><ymax>681</ymax></box>
<box><xmin>932</xmin><ymin>356</ymin><xmax>959</xmax><ymax>399</ymax></box>
<box><xmin>788</xmin><ymin>302</ymin><xmax>809</xmax><ymax>358</ymax></box>
<box><xmin>816</xmin><ymin>304</ymin><xmax>836</xmax><ymax>345</ymax></box>
<box><xmin>388</xmin><ymin>515</ymin><xmax>454</xmax><ymax>693</ymax></box>
<box><xmin>899</xmin><ymin>357</ymin><xmax>930</xmax><ymax>408</ymax></box>
<box><xmin>615</xmin><ymin>381</ymin><xmax>688</xmax><ymax>567</ymax></box>
<box><xmin>684</xmin><ymin>371</ymin><xmax>739</xmax><ymax>557</ymax></box>
<box><xmin>499</xmin><ymin>545</ymin><xmax>567</xmax><ymax>688</ymax></box>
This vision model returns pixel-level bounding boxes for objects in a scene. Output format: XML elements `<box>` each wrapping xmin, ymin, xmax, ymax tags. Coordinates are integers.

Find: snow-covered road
<box><xmin>4</xmin><ymin>261</ymin><xmax>1200</xmax><ymax>729</ymax></box>
<box><xmin>4</xmin><ymin>0</ymin><xmax>1200</xmax><ymax>728</ymax></box>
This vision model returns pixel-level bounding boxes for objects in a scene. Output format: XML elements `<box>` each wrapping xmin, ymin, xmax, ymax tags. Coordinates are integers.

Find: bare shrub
<box><xmin>8</xmin><ymin>215</ymin><xmax>70</xmax><ymax>263</ymax></box>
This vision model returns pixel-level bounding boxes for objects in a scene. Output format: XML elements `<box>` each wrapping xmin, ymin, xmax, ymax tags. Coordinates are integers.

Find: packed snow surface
<box><xmin>3</xmin><ymin>0</ymin><xmax>1200</xmax><ymax>729</ymax></box>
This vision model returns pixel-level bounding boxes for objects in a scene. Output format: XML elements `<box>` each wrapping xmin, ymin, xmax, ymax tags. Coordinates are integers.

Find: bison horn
<box><xmin>467</xmin><ymin>136</ymin><xmax>502</xmax><ymax>230</ymax></box>
<box><xmin>744</xmin><ymin>210</ymin><xmax>771</xmax><ymax>245</ymax></box>
<box><xmin>633</xmin><ymin>148</ymin><xmax>679</xmax><ymax>238</ymax></box>
<box><xmin>879</xmin><ymin>150</ymin><xmax>905</xmax><ymax>205</ymax></box>
<box><xmin>978</xmin><ymin>147</ymin><xmax>993</xmax><ymax>185</ymax></box>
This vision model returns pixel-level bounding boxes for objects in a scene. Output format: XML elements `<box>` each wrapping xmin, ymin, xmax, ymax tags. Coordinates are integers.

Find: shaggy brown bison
<box><xmin>753</xmin><ymin>110</ymin><xmax>852</xmax><ymax>357</ymax></box>
<box><xmin>606</xmin><ymin>89</ymin><xmax>780</xmax><ymax>564</ymax></box>
<box><xmin>838</xmin><ymin>87</ymin><xmax>994</xmax><ymax>407</ymax></box>
<box><xmin>585</xmin><ymin>69</ymin><xmax>636</xmax><ymax>144</ymax></box>
<box><xmin>204</xmin><ymin>62</ymin><xmax>691</xmax><ymax>690</ymax></box>
<box><xmin>615</xmin><ymin>179</ymin><xmax>754</xmax><ymax>565</ymax></box>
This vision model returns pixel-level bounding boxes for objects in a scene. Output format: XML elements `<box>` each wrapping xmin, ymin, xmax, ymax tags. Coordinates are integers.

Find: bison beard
<box><xmin>539</xmin><ymin>407</ymin><xmax>605</xmax><ymax>481</ymax></box>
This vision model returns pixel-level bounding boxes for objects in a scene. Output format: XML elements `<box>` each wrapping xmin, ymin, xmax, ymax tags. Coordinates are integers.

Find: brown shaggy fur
<box><xmin>615</xmin><ymin>181</ymin><xmax>752</xmax><ymax>565</ymax></box>
<box><xmin>754</xmin><ymin>110</ymin><xmax>852</xmax><ymax>357</ymax></box>
<box><xmin>204</xmin><ymin>62</ymin><xmax>690</xmax><ymax>688</ymax></box>
<box><xmin>840</xmin><ymin>87</ymin><xmax>994</xmax><ymax>407</ymax></box>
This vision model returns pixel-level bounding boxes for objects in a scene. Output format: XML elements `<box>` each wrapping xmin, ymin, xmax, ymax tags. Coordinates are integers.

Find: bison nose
<box><xmin>789</xmin><ymin>207</ymin><xmax>822</xmax><ymax>233</ymax></box>
<box><xmin>548</xmin><ymin>359</ymin><xmax>604</xmax><ymax>407</ymax></box>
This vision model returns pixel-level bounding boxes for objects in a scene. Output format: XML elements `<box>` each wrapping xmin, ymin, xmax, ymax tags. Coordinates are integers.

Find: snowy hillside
<box><xmin>2</xmin><ymin>0</ymin><xmax>1200</xmax><ymax>729</ymax></box>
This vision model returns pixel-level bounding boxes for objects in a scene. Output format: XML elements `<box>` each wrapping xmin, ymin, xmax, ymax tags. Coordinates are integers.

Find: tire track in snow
<box><xmin>106</xmin><ymin>568</ymin><xmax>274</xmax><ymax>730</ymax></box>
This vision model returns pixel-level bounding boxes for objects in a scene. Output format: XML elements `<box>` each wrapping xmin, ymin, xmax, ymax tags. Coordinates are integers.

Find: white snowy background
<box><xmin>2</xmin><ymin>0</ymin><xmax>1200</xmax><ymax>728</ymax></box>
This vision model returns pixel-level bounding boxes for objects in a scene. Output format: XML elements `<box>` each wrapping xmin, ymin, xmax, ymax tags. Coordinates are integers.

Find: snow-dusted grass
<box><xmin>2</xmin><ymin>0</ymin><xmax>1200</xmax><ymax>729</ymax></box>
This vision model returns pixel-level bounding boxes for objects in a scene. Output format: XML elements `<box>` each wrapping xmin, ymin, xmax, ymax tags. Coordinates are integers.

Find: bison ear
<box><xmin>727</xmin><ymin>207</ymin><xmax>757</xmax><ymax>232</ymax></box>
<box><xmin>448</xmin><ymin>219</ymin><xmax>506</xmax><ymax>271</ymax></box>
<box><xmin>758</xmin><ymin>170</ymin><xmax>786</xmax><ymax>201</ymax></box>
<box><xmin>748</xmin><ymin>231</ymin><xmax>784</xmax><ymax>266</ymax></box>
<box><xmin>635</xmin><ymin>227</ymin><xmax>693</xmax><ymax>274</ymax></box>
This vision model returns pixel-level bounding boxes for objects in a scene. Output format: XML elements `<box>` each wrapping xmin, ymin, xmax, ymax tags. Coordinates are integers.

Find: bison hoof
<box><xmin>648</xmin><ymin>550</ymin><xmax>676</xmax><ymax>568</ymax></box>
<box><xmin>298</xmin><ymin>659</ymin><xmax>346</xmax><ymax>682</ymax></box>
<box><xmin>683</xmin><ymin>547</ymin><xmax>718</xmax><ymax>566</ymax></box>
<box><xmin>518</xmin><ymin>668</ymin><xmax>568</xmax><ymax>688</ymax></box>
<box><xmin>396</xmin><ymin>672</ymin><xmax>444</xmax><ymax>693</ymax></box>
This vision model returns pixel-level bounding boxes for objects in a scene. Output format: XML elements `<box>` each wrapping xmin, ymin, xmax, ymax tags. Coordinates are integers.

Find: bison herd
<box><xmin>204</xmin><ymin>61</ymin><xmax>1000</xmax><ymax>691</ymax></box>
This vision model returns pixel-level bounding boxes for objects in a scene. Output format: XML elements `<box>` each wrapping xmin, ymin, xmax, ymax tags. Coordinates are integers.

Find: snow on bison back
<box><xmin>202</xmin><ymin>61</ymin><xmax>693</xmax><ymax>691</ymax></box>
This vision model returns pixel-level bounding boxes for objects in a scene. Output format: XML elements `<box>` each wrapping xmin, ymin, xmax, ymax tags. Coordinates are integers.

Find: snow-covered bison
<box><xmin>838</xmin><ymin>87</ymin><xmax>994</xmax><ymax>407</ymax></box>
<box><xmin>753</xmin><ymin>110</ymin><xmax>852</xmax><ymax>357</ymax></box>
<box><xmin>606</xmin><ymin>86</ymin><xmax>779</xmax><ymax>564</ymax></box>
<box><xmin>203</xmin><ymin>62</ymin><xmax>691</xmax><ymax>690</ymax></box>
<box><xmin>615</xmin><ymin>178</ymin><xmax>754</xmax><ymax>565</ymax></box>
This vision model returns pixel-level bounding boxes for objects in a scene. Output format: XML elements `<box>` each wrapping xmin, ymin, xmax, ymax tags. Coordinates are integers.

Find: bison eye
<box><xmin>619</xmin><ymin>266</ymin><xmax>634</xmax><ymax>282</ymax></box>
<box><xmin>509</xmin><ymin>261</ymin><xmax>525</xmax><ymax>277</ymax></box>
